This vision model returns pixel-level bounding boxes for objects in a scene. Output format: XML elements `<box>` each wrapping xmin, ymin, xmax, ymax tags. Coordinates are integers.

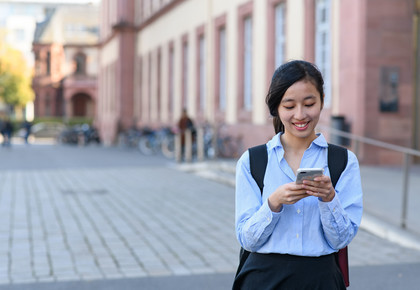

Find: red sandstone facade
<box><xmin>32</xmin><ymin>5</ymin><xmax>99</xmax><ymax>122</ymax></box>
<box><xmin>96</xmin><ymin>0</ymin><xmax>419</xmax><ymax>164</ymax></box>
<box><xmin>96</xmin><ymin>0</ymin><xmax>137</xmax><ymax>145</ymax></box>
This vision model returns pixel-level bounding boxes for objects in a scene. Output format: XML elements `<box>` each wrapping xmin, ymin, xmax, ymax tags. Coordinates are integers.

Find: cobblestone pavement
<box><xmin>0</xmin><ymin>163</ymin><xmax>237</xmax><ymax>284</ymax></box>
<box><xmin>0</xmin><ymin>144</ymin><xmax>419</xmax><ymax>287</ymax></box>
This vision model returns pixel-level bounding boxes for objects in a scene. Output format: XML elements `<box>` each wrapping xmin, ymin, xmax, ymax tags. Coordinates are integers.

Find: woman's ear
<box><xmin>320</xmin><ymin>94</ymin><xmax>325</xmax><ymax>110</ymax></box>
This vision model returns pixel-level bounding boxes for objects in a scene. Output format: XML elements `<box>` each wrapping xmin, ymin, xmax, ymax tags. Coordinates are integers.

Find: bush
<box><xmin>32</xmin><ymin>117</ymin><xmax>94</xmax><ymax>126</ymax></box>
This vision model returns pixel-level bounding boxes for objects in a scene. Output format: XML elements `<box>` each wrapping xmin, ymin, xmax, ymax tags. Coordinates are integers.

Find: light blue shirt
<box><xmin>235</xmin><ymin>133</ymin><xmax>363</xmax><ymax>257</ymax></box>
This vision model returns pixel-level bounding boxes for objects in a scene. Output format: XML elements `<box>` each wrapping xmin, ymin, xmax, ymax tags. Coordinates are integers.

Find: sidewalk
<box><xmin>0</xmin><ymin>143</ymin><xmax>419</xmax><ymax>289</ymax></box>
<box><xmin>177</xmin><ymin>159</ymin><xmax>420</xmax><ymax>251</ymax></box>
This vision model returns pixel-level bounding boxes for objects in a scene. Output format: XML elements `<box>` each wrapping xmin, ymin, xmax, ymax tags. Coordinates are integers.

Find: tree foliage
<box><xmin>0</xmin><ymin>39</ymin><xmax>34</xmax><ymax>107</ymax></box>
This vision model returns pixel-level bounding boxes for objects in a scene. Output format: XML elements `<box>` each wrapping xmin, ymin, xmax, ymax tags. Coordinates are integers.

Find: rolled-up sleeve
<box><xmin>318</xmin><ymin>150</ymin><xmax>363</xmax><ymax>250</ymax></box>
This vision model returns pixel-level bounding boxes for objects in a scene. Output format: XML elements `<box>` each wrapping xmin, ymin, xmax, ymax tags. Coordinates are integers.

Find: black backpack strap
<box><xmin>327</xmin><ymin>143</ymin><xmax>348</xmax><ymax>188</ymax></box>
<box><xmin>248</xmin><ymin>144</ymin><xmax>268</xmax><ymax>194</ymax></box>
<box><xmin>327</xmin><ymin>143</ymin><xmax>350</xmax><ymax>287</ymax></box>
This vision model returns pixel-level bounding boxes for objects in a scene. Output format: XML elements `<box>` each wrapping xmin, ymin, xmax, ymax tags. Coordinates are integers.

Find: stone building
<box><xmin>97</xmin><ymin>0</ymin><xmax>419</xmax><ymax>164</ymax></box>
<box><xmin>32</xmin><ymin>3</ymin><xmax>100</xmax><ymax>122</ymax></box>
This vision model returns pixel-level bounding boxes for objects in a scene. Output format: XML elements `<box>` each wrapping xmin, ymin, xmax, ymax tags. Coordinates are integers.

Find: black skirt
<box><xmin>233</xmin><ymin>252</ymin><xmax>346</xmax><ymax>290</ymax></box>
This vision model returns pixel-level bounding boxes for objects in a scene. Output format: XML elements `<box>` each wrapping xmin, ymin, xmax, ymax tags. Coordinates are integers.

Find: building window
<box><xmin>135</xmin><ymin>56</ymin><xmax>142</xmax><ymax>119</ymax></box>
<box><xmin>243</xmin><ymin>16</ymin><xmax>252</xmax><ymax>111</ymax></box>
<box><xmin>168</xmin><ymin>43</ymin><xmax>174</xmax><ymax>116</ymax></box>
<box><xmin>157</xmin><ymin>48</ymin><xmax>162</xmax><ymax>120</ymax></box>
<box><xmin>198</xmin><ymin>35</ymin><xmax>206</xmax><ymax>111</ymax></box>
<box><xmin>274</xmin><ymin>3</ymin><xmax>285</xmax><ymax>68</ymax></box>
<box><xmin>46</xmin><ymin>51</ymin><xmax>51</xmax><ymax>75</ymax></box>
<box><xmin>218</xmin><ymin>27</ymin><xmax>227</xmax><ymax>111</ymax></box>
<box><xmin>182</xmin><ymin>36</ymin><xmax>189</xmax><ymax>109</ymax></box>
<box><xmin>74</xmin><ymin>53</ymin><xmax>86</xmax><ymax>75</ymax></box>
<box><xmin>214</xmin><ymin>13</ymin><xmax>227</xmax><ymax>117</ymax></box>
<box><xmin>45</xmin><ymin>94</ymin><xmax>51</xmax><ymax>116</ymax></box>
<box><xmin>148</xmin><ymin>53</ymin><xmax>152</xmax><ymax>121</ymax></box>
<box><xmin>315</xmin><ymin>0</ymin><xmax>331</xmax><ymax>107</ymax></box>
<box><xmin>380</xmin><ymin>67</ymin><xmax>399</xmax><ymax>112</ymax></box>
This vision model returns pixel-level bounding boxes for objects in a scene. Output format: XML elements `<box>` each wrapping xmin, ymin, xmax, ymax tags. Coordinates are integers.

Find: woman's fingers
<box><xmin>302</xmin><ymin>178</ymin><xmax>335</xmax><ymax>201</ymax></box>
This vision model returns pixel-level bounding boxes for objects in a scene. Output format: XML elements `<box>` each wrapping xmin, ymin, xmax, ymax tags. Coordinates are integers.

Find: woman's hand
<box><xmin>302</xmin><ymin>175</ymin><xmax>335</xmax><ymax>202</ymax></box>
<box><xmin>268</xmin><ymin>182</ymin><xmax>309</xmax><ymax>212</ymax></box>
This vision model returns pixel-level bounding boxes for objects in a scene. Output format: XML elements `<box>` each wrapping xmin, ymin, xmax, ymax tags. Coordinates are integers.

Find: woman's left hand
<box><xmin>302</xmin><ymin>175</ymin><xmax>335</xmax><ymax>202</ymax></box>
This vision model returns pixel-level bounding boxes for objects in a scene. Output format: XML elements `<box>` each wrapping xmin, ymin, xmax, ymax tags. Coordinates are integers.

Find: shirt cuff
<box><xmin>318</xmin><ymin>193</ymin><xmax>342</xmax><ymax>215</ymax></box>
<box><xmin>261</xmin><ymin>199</ymin><xmax>282</xmax><ymax>223</ymax></box>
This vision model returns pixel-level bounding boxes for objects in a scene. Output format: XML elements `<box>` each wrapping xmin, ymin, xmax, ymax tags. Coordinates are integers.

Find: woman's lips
<box><xmin>293</xmin><ymin>122</ymin><xmax>309</xmax><ymax>131</ymax></box>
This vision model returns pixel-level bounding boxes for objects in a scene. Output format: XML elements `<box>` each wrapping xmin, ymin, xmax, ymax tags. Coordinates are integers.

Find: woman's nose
<box><xmin>295</xmin><ymin>105</ymin><xmax>306</xmax><ymax>119</ymax></box>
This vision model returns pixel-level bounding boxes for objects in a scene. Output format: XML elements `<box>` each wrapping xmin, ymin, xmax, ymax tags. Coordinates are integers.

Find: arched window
<box><xmin>74</xmin><ymin>53</ymin><xmax>86</xmax><ymax>75</ymax></box>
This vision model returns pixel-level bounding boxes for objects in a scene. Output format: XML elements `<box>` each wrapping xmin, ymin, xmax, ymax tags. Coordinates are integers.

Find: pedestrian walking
<box><xmin>177</xmin><ymin>108</ymin><xmax>195</xmax><ymax>158</ymax></box>
<box><xmin>233</xmin><ymin>60</ymin><xmax>363</xmax><ymax>289</ymax></box>
<box><xmin>0</xmin><ymin>117</ymin><xmax>4</xmax><ymax>143</ymax></box>
<box><xmin>2</xmin><ymin>118</ymin><xmax>13</xmax><ymax>146</ymax></box>
<box><xmin>22</xmin><ymin>120</ymin><xmax>32</xmax><ymax>144</ymax></box>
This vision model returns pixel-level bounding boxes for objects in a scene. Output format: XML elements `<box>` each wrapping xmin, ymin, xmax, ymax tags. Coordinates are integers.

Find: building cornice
<box><xmin>136</xmin><ymin>0</ymin><xmax>187</xmax><ymax>32</ymax></box>
<box><xmin>112</xmin><ymin>21</ymin><xmax>137</xmax><ymax>32</ymax></box>
<box><xmin>63</xmin><ymin>43</ymin><xmax>100</xmax><ymax>49</ymax></box>
<box><xmin>98</xmin><ymin>20</ymin><xmax>136</xmax><ymax>49</ymax></box>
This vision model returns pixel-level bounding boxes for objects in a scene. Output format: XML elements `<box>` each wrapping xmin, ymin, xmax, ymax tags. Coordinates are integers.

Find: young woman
<box><xmin>233</xmin><ymin>60</ymin><xmax>363</xmax><ymax>289</ymax></box>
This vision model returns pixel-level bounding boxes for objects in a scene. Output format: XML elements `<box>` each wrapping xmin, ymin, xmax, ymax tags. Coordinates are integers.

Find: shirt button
<box><xmin>296</xmin><ymin>234</ymin><xmax>299</xmax><ymax>238</ymax></box>
<box><xmin>297</xmin><ymin>209</ymin><xmax>301</xmax><ymax>214</ymax></box>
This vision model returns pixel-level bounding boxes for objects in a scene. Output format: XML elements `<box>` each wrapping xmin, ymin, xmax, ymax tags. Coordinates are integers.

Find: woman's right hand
<box><xmin>267</xmin><ymin>182</ymin><xmax>309</xmax><ymax>212</ymax></box>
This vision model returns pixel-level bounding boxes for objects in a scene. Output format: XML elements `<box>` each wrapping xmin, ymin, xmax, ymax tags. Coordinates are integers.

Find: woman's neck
<box><xmin>280</xmin><ymin>132</ymin><xmax>317</xmax><ymax>153</ymax></box>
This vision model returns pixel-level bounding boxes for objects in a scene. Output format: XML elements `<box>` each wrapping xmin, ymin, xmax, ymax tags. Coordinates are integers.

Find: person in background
<box><xmin>0</xmin><ymin>117</ymin><xmax>4</xmax><ymax>143</ymax></box>
<box><xmin>2</xmin><ymin>118</ymin><xmax>13</xmax><ymax>147</ymax></box>
<box><xmin>177</xmin><ymin>108</ymin><xmax>195</xmax><ymax>158</ymax></box>
<box><xmin>233</xmin><ymin>60</ymin><xmax>363</xmax><ymax>289</ymax></box>
<box><xmin>22</xmin><ymin>120</ymin><xmax>32</xmax><ymax>144</ymax></box>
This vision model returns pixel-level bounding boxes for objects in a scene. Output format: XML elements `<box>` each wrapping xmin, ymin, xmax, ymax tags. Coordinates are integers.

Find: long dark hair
<box><xmin>265</xmin><ymin>60</ymin><xmax>325</xmax><ymax>134</ymax></box>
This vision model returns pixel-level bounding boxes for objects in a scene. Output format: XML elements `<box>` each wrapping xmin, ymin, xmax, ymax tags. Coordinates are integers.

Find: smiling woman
<box><xmin>277</xmin><ymin>80</ymin><xmax>322</xmax><ymax>149</ymax></box>
<box><xmin>233</xmin><ymin>60</ymin><xmax>363</xmax><ymax>289</ymax></box>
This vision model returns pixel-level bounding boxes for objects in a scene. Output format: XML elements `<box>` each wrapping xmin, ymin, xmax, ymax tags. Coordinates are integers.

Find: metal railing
<box><xmin>319</xmin><ymin>125</ymin><xmax>420</xmax><ymax>229</ymax></box>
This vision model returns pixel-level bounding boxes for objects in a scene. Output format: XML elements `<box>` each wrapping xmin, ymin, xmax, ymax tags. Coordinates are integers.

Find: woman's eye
<box><xmin>284</xmin><ymin>106</ymin><xmax>294</xmax><ymax>110</ymax></box>
<box><xmin>305</xmin><ymin>103</ymin><xmax>315</xmax><ymax>107</ymax></box>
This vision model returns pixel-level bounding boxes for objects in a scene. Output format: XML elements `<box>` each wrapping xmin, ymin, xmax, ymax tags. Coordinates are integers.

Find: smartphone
<box><xmin>296</xmin><ymin>168</ymin><xmax>324</xmax><ymax>184</ymax></box>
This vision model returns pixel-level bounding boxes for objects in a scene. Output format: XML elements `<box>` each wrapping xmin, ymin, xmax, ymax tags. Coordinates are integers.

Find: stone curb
<box><xmin>360</xmin><ymin>213</ymin><xmax>420</xmax><ymax>251</ymax></box>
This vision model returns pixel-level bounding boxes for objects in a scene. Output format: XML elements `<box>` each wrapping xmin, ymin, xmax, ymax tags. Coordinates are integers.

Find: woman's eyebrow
<box><xmin>281</xmin><ymin>98</ymin><xmax>295</xmax><ymax>103</ymax></box>
<box><xmin>281</xmin><ymin>95</ymin><xmax>317</xmax><ymax>103</ymax></box>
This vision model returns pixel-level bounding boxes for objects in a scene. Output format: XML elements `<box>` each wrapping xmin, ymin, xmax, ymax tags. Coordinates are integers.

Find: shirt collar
<box><xmin>266</xmin><ymin>132</ymin><xmax>329</xmax><ymax>151</ymax></box>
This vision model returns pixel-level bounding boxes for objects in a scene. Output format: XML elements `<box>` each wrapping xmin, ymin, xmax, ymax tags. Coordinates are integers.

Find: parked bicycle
<box><xmin>201</xmin><ymin>123</ymin><xmax>243</xmax><ymax>159</ymax></box>
<box><xmin>138</xmin><ymin>127</ymin><xmax>176</xmax><ymax>158</ymax></box>
<box><xmin>58</xmin><ymin>124</ymin><xmax>100</xmax><ymax>145</ymax></box>
<box><xmin>120</xmin><ymin>126</ymin><xmax>143</xmax><ymax>149</ymax></box>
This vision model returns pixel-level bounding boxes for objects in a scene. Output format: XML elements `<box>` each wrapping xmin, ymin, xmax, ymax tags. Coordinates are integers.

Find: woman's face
<box><xmin>277</xmin><ymin>79</ymin><xmax>323</xmax><ymax>142</ymax></box>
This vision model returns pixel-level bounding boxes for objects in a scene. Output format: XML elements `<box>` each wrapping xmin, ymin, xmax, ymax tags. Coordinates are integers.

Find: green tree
<box><xmin>0</xmin><ymin>41</ymin><xmax>34</xmax><ymax>108</ymax></box>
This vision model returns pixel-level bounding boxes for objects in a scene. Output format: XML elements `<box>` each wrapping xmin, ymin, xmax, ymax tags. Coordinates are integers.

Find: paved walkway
<box><xmin>0</xmin><ymin>143</ymin><xmax>419</xmax><ymax>289</ymax></box>
<box><xmin>179</xmin><ymin>158</ymin><xmax>420</xmax><ymax>250</ymax></box>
